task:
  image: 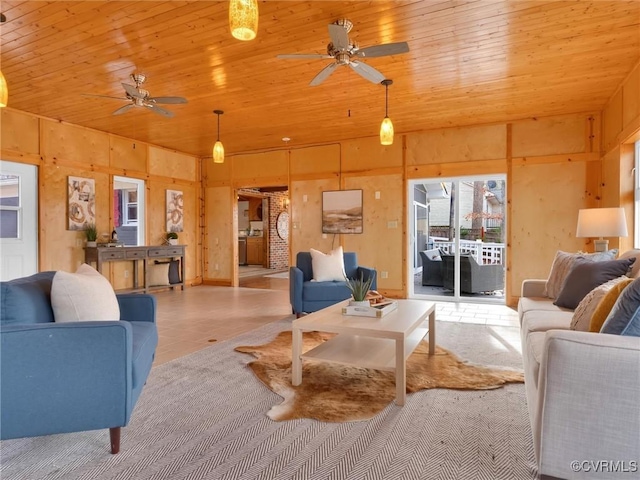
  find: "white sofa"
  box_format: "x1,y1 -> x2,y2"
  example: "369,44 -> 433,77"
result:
518,278 -> 640,479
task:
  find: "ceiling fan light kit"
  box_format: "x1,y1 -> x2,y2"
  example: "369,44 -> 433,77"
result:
229,0 -> 258,41
213,110 -> 225,164
380,79 -> 394,146
277,18 -> 409,86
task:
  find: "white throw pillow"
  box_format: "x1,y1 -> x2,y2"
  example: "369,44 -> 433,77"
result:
148,263 -> 170,286
310,246 -> 346,282
51,263 -> 120,322
570,276 -> 628,331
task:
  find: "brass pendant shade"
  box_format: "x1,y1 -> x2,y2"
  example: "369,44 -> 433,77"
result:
380,79 -> 393,145
229,0 -> 258,41
0,71 -> 8,108
213,110 -> 225,164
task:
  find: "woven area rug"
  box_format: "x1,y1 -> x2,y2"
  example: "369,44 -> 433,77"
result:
0,319 -> 537,480
236,331 -> 524,422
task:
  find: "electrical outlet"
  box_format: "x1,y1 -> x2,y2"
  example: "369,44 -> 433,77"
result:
381,271 -> 389,279
375,191 -> 381,199
387,221 -> 398,229
75,239 -> 82,247
303,195 -> 308,203
215,263 -> 219,270
215,237 -> 219,245
124,270 -> 129,278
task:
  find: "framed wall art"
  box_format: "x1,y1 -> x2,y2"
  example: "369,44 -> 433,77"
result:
67,176 -> 95,230
166,189 -> 184,232
322,189 -> 363,234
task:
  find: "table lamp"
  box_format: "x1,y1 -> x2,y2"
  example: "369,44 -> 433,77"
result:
576,207 -> 628,252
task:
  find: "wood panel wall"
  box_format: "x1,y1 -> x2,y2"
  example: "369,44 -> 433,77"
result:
7,91 -> 639,306
601,60 -> 640,253
0,108 -> 202,288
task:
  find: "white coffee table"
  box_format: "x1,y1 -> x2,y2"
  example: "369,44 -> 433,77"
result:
291,299 -> 436,406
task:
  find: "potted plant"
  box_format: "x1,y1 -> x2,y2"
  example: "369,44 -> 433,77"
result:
166,231 -> 179,245
345,272 -> 373,307
85,223 -> 98,247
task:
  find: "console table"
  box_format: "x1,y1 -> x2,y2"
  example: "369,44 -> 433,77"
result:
84,245 -> 186,293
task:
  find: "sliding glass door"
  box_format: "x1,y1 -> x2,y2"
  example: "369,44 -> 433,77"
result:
409,175 -> 506,303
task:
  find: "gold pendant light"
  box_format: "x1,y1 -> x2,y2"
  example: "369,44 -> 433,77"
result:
213,110 -> 225,164
0,14 -> 6,107
229,0 -> 258,41
380,79 -> 394,145
0,71 -> 8,108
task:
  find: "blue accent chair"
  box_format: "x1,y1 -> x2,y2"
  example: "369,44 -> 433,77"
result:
290,251 -> 377,317
0,271 -> 158,454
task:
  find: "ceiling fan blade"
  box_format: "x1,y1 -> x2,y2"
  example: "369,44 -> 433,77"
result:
277,54 -> 333,60
82,93 -> 129,101
145,103 -> 174,118
149,96 -> 188,104
328,23 -> 349,50
309,63 -> 338,86
112,104 -> 134,116
122,83 -> 144,99
349,61 -> 386,84
356,41 -> 410,58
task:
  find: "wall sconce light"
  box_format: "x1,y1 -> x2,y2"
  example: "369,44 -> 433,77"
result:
576,207 -> 628,252
282,197 -> 290,209
380,79 -> 394,145
213,110 -> 225,164
229,0 -> 258,41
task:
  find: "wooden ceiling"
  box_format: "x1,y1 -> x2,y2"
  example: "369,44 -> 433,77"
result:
1,1 -> 639,158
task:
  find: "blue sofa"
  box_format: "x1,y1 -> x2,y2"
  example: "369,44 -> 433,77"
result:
290,251 -> 377,316
0,271 -> 158,454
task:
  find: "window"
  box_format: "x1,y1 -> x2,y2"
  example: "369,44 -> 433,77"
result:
0,175 -> 20,239
113,176 -> 145,246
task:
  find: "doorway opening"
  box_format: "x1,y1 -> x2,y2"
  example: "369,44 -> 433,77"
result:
236,186 -> 289,288
408,175 -> 507,303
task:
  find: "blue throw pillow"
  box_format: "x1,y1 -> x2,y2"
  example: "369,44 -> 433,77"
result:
601,277 -> 640,336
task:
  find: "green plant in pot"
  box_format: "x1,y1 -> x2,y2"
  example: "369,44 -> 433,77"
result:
345,272 -> 373,307
85,223 -> 98,247
166,231 -> 179,245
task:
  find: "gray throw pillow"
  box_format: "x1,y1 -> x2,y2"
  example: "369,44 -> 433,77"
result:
601,277 -> 640,336
554,257 -> 636,310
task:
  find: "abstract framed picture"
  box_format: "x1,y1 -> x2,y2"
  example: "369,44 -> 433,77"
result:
67,176 -> 95,230
322,189 -> 363,234
166,189 -> 184,232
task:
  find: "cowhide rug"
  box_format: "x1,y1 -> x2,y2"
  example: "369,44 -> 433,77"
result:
235,330 -> 524,422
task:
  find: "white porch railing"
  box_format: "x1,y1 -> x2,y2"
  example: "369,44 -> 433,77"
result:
433,239 -> 505,265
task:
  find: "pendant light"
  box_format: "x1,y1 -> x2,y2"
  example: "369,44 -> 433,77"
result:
380,79 -> 394,145
213,110 -> 225,164
229,0 -> 258,41
0,71 -> 8,108
0,13 -> 6,108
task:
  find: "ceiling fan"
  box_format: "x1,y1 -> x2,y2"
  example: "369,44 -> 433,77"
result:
277,19 -> 409,86
84,73 -> 187,118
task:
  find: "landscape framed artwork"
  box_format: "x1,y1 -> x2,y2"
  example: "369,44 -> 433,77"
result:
322,189 -> 363,234
166,189 -> 184,232
67,176 -> 95,230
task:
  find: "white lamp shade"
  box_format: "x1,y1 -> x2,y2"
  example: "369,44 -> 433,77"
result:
213,141 -> 225,164
229,0 -> 258,41
380,116 -> 394,145
576,207 -> 628,238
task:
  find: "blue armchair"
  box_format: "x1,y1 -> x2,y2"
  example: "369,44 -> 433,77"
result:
290,251 -> 377,317
0,271 -> 158,454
